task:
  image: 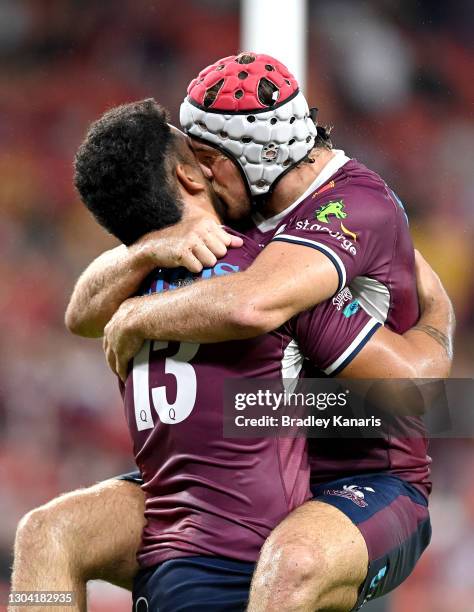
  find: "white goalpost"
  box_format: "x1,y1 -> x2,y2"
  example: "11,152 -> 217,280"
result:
240,0 -> 308,92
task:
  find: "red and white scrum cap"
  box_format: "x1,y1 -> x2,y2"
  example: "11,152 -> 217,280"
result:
180,52 -> 317,198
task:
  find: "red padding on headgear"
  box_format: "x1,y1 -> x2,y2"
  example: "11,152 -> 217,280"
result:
187,53 -> 298,112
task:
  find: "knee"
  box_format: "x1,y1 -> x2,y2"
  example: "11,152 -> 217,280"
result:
256,531 -> 363,611
257,533 -> 329,602
14,501 -> 76,583
15,491 -> 90,577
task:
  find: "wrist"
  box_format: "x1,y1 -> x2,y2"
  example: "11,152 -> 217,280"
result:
128,240 -> 159,274
418,286 -> 452,321
119,298 -> 146,339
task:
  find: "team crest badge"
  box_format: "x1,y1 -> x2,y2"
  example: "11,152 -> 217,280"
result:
324,484 -> 375,507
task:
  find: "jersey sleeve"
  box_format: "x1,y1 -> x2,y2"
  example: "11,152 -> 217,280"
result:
292,289 -> 382,376
271,186 -> 395,294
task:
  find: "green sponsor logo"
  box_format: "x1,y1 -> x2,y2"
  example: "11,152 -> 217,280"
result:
315,200 -> 347,223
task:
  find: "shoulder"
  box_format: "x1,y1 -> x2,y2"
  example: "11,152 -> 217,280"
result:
286,160 -> 400,233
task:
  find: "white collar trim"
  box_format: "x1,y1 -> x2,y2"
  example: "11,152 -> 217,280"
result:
252,149 -> 350,232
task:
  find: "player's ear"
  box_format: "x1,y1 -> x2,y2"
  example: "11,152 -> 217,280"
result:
175,163 -> 206,195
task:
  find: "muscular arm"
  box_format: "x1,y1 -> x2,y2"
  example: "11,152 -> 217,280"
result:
109,242 -> 339,344
341,252 -> 455,379
104,248 -> 454,385
65,243 -> 156,338
65,217 -> 243,338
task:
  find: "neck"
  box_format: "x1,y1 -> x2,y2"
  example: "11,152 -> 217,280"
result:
180,190 -> 221,223
259,148 -> 336,218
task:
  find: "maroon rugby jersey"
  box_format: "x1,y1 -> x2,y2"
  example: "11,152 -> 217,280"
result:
122,228 -> 379,568
247,150 -> 430,496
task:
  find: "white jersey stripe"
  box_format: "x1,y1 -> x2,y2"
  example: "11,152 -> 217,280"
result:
324,318 -> 381,375
272,234 -> 347,292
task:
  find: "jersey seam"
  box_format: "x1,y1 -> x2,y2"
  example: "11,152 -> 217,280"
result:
277,334 -> 291,511
271,235 -> 346,293
384,189 -> 400,475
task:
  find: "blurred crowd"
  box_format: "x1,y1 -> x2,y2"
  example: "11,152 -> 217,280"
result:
0,1 -> 473,610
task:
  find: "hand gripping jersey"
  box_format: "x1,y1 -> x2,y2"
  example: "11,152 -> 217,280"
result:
121,229 -> 380,568
247,150 -> 431,497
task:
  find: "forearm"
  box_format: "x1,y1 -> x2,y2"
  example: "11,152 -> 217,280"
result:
125,243 -> 338,344
65,244 -> 155,338
126,272 -> 269,344
349,299 -> 455,379
403,294 -> 455,378
65,217 -> 246,339
337,299 -> 455,417
342,253 -> 455,381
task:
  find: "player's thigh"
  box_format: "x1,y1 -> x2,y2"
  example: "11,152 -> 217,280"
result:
34,474 -> 145,588
252,499 -> 368,610
79,475 -> 145,587
311,473 -> 431,609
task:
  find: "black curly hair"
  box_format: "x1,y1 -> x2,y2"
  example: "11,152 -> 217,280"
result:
74,98 -> 183,245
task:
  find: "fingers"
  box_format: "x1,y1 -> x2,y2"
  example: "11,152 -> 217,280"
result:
103,317 -> 143,382
104,332 -> 127,381
229,234 -> 244,248
182,222 -> 236,270
180,252 -> 204,274
191,222 -> 242,265
116,340 -> 143,382
103,333 -> 118,377
191,242 -> 218,269
141,216 -> 243,273
117,356 -> 129,383
215,225 -> 243,248
196,220 -> 229,257
202,231 -> 228,259
214,225 -> 233,246
224,230 -> 244,248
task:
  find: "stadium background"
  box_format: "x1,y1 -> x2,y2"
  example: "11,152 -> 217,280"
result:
0,1 -> 473,610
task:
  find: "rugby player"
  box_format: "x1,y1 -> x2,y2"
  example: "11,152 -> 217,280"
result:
12,57 -> 454,612
12,98 -> 453,611
75,55 -> 453,610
